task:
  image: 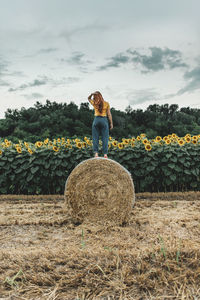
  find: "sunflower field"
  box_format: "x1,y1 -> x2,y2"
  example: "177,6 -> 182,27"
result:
1,133 -> 200,194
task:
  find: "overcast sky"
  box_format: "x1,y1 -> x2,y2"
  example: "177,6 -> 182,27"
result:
0,0 -> 200,119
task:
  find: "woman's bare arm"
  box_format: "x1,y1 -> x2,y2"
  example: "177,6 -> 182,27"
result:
107,108 -> 113,130
88,93 -> 93,103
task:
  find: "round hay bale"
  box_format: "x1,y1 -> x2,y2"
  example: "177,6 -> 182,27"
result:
64,158 -> 135,224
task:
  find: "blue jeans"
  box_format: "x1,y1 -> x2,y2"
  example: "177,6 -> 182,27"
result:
92,116 -> 109,154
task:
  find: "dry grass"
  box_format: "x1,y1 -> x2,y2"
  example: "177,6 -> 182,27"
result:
64,158 -> 135,225
0,192 -> 200,299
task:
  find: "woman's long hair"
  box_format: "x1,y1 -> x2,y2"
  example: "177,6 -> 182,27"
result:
93,91 -> 104,113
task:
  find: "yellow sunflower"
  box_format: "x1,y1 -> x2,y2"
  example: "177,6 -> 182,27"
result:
87,140 -> 92,146
192,135 -> 198,140
165,139 -> 171,145
145,143 -> 152,151
155,136 -> 162,142
123,139 -> 129,145
192,139 -> 198,145
16,147 -> 22,153
53,146 -> 59,152
44,138 -> 49,144
178,139 -> 185,146
132,137 -> 136,142
35,141 -> 43,148
137,136 -> 141,141
112,140 -> 118,147
28,148 -> 33,155
142,139 -> 148,144
131,142 -> 135,148
0,150 -> 3,155
184,136 -> 191,143
76,142 -> 82,149
6,141 -> 11,148
118,143 -> 124,149
140,133 -> 146,138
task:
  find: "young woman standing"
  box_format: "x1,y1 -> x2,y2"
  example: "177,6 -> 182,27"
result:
88,91 -> 113,158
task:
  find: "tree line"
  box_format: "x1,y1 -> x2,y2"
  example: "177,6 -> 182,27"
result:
0,100 -> 200,142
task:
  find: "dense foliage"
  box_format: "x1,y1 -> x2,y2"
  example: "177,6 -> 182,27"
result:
1,134 -> 200,194
1,100 -> 200,142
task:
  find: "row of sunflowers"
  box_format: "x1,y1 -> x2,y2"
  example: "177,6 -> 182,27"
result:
0,133 -> 200,194
0,133 -> 199,156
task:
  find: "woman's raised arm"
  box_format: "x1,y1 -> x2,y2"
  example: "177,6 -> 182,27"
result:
88,93 -> 93,103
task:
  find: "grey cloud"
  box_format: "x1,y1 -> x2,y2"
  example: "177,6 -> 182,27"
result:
127,89 -> 159,105
6,71 -> 25,77
128,47 -> 188,72
49,76 -> 81,87
65,52 -> 85,65
0,56 -> 25,78
8,78 -> 47,92
177,65 -> 200,95
0,63 -> 7,75
97,53 -> 130,71
0,79 -> 10,87
39,48 -> 58,53
0,57 -> 9,76
65,77 -> 80,83
62,52 -> 93,65
31,79 -> 46,86
24,47 -> 58,58
153,64 -> 200,99
23,93 -> 43,100
9,75 -> 81,93
61,52 -> 93,73
98,47 -> 188,72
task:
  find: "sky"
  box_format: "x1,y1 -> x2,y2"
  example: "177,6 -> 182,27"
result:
0,0 -> 200,119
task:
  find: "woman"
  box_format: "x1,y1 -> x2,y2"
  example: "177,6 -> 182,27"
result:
88,91 -> 113,158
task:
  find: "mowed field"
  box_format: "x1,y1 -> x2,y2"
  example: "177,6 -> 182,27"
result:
0,193 -> 200,300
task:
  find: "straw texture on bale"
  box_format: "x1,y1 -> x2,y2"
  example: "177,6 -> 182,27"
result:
64,158 -> 135,224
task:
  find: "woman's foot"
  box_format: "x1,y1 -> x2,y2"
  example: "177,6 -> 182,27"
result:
94,153 -> 99,158
104,154 -> 108,159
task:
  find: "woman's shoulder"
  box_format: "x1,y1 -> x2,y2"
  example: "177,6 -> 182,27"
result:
104,101 -> 110,108
104,100 -> 109,105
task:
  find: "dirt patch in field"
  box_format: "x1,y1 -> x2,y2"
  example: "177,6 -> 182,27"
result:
0,193 -> 200,300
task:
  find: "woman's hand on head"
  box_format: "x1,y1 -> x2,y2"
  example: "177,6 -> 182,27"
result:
88,93 -> 93,100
